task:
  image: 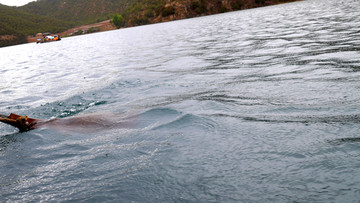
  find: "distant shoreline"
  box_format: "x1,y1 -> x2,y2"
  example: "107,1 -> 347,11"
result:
27,20 -> 117,43
1,0 -> 303,46
27,0 -> 303,43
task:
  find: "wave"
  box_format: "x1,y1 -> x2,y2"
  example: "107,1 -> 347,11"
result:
328,137 -> 360,145
28,95 -> 108,119
134,107 -> 217,132
211,113 -> 360,125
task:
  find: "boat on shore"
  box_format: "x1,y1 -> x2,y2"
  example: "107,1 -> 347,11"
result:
36,33 -> 61,44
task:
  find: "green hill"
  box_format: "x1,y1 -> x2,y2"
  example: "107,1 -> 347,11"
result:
115,0 -> 301,27
0,4 -> 73,47
19,0 -> 300,27
18,0 -> 133,25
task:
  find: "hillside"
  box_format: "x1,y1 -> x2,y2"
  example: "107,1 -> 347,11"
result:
0,4 -> 73,47
19,0 -> 300,28
18,0 -> 133,25
18,0 -> 296,27
121,0 -> 301,27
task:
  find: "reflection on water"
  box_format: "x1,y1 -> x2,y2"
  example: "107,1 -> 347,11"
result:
1,0 -> 360,202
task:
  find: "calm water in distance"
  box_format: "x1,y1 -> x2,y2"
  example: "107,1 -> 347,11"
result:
1,0 -> 360,202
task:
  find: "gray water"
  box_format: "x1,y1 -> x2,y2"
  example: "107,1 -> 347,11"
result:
1,0 -> 360,202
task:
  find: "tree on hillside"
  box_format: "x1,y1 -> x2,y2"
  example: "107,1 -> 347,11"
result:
112,14 -> 125,28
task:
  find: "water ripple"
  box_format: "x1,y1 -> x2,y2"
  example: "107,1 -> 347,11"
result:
1,0 -> 360,202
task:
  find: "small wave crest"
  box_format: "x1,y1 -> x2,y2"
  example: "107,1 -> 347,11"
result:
31,95 -> 107,119
211,113 -> 360,125
328,137 -> 360,145
136,107 -> 217,132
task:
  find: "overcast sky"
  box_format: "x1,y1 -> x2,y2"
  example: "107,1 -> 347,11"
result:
0,0 -> 35,6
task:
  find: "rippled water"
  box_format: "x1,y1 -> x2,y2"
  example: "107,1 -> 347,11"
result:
1,0 -> 360,202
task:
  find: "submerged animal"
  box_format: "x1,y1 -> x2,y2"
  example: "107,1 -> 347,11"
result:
0,113 -> 134,132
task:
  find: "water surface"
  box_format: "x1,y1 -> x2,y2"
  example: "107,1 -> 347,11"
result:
1,0 -> 360,202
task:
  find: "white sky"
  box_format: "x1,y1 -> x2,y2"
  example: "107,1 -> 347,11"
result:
0,0 -> 35,6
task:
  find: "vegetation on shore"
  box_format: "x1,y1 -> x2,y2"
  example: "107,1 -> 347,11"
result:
112,14 -> 125,29
1,0 -> 300,47
116,0 -> 300,27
